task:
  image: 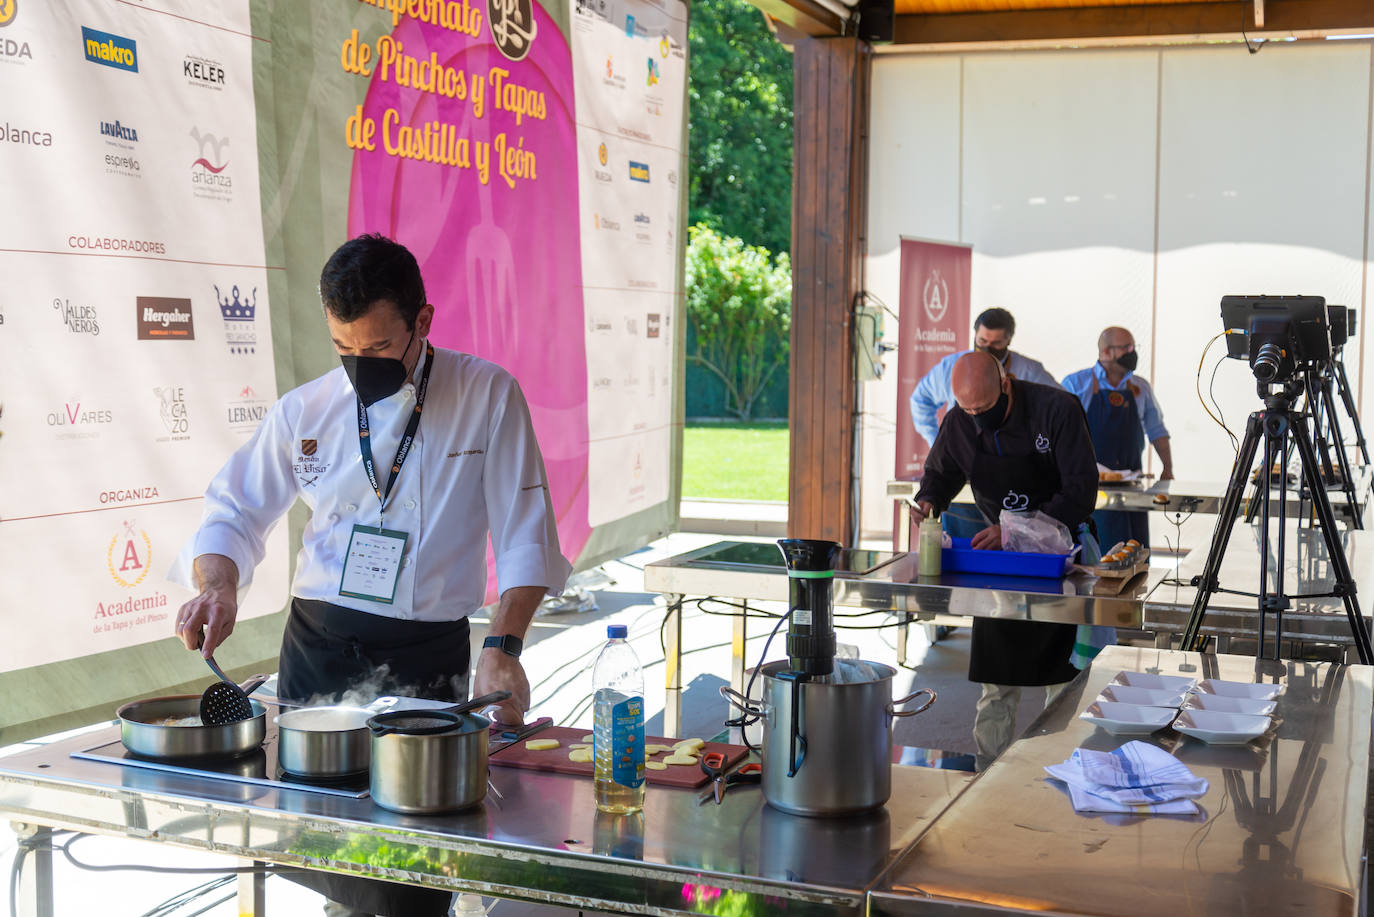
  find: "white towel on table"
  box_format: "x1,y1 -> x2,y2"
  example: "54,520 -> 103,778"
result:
1045,741 -> 1208,816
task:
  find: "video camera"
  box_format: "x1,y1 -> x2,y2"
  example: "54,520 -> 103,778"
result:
1221,295 -> 1332,383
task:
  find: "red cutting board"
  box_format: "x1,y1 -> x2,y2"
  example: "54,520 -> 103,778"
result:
488,726 -> 748,789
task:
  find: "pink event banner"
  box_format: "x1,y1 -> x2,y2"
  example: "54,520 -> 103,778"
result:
895,238 -> 971,480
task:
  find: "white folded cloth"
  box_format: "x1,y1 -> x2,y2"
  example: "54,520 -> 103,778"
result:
1045,741 -> 1208,816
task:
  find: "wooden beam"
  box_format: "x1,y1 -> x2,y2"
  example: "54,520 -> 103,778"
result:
892,0 -> 1374,48
788,37 -> 870,544
753,0 -> 847,38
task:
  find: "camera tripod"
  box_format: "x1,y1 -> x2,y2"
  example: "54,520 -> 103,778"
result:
1180,377 -> 1373,664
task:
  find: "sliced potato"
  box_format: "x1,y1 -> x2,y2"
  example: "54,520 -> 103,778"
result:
645,761 -> 668,771
662,754 -> 698,766
645,744 -> 675,755
569,743 -> 591,751
525,738 -> 561,751
674,737 -> 705,750
568,749 -> 593,763
581,734 -> 594,742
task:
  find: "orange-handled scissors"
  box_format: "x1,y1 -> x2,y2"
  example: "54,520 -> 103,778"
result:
698,753 -> 762,805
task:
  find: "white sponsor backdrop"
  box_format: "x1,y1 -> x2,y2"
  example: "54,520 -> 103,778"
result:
864,41 -> 1374,539
570,0 -> 686,526
0,0 -> 286,672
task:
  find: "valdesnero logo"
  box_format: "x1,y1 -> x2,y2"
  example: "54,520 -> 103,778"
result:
82,26 -> 137,72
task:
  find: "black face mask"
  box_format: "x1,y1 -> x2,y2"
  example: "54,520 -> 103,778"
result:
977,344 -> 1009,365
341,329 -> 416,407
1115,350 -> 1139,373
967,391 -> 1009,434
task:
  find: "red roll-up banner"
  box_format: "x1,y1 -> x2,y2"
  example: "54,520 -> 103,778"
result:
894,238 -> 972,480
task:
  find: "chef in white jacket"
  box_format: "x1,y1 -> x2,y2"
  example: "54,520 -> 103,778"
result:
170,233 -> 570,729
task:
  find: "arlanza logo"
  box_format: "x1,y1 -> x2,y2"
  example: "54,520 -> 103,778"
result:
922,268 -> 949,324
153,385 -> 190,441
53,297 -> 98,335
82,26 -> 137,72
183,53 -> 224,89
107,519 -> 151,588
488,0 -> 536,61
216,283 -> 257,355
136,296 -> 194,340
189,126 -> 232,201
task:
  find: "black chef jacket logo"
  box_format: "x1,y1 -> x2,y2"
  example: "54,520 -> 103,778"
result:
1002,490 -> 1030,512
1034,433 -> 1050,454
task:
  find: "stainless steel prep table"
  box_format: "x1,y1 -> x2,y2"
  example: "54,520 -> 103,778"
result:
644,541 -> 1145,737
1144,526 -> 1374,655
870,644 -> 1372,917
0,725 -> 973,916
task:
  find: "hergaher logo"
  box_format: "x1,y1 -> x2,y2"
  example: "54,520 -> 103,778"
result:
216,283 -> 257,355
183,53 -> 224,90
2,121 -> 51,147
646,313 -> 661,339
107,519 -> 151,588
136,296 -> 194,340
189,126 -> 232,201
153,385 -> 190,441
53,297 -> 99,335
227,384 -> 269,435
628,160 -> 649,183
488,0 -> 536,62
0,0 -> 17,28
82,26 -> 137,72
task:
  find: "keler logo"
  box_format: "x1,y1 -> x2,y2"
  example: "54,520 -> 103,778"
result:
0,0 -> 17,28
923,269 -> 948,323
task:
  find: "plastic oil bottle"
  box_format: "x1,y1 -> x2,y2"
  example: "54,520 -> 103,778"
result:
918,510 -> 943,577
593,624 -> 646,813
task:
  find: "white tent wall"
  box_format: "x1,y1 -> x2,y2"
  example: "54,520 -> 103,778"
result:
862,40 -> 1374,549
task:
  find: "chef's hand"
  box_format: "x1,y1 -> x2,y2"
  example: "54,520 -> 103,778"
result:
473,649 -> 530,725
909,499 -> 935,524
175,553 -> 240,658
970,525 -> 1003,551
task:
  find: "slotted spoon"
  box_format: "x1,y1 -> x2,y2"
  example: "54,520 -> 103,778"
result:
196,631 -> 257,725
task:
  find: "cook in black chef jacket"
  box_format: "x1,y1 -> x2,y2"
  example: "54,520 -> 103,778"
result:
909,351 -> 1097,771
170,234 -> 570,917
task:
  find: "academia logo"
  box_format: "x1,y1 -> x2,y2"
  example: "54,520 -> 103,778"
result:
82,26 -> 137,72
107,519 -> 151,588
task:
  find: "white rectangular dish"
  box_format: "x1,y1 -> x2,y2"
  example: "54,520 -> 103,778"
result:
1172,709 -> 1273,745
1096,685 -> 1188,707
1108,671 -> 1197,694
1079,701 -> 1177,736
1192,679 -> 1284,701
1182,694 -> 1278,717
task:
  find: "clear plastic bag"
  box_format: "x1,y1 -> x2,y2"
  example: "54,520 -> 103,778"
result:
999,509 -> 1074,554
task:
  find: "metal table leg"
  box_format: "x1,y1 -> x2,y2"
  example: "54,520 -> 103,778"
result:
896,498 -> 913,664
11,823 -> 54,917
237,859 -> 266,915
663,594 -> 683,738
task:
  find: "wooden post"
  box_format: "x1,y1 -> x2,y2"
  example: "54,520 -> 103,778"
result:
788,36 -> 869,544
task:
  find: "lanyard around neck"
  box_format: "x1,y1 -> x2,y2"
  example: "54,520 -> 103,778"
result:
356,342 -> 434,519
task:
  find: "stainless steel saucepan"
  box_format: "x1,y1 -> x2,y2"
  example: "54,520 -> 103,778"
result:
273,697 -> 397,778
117,675 -> 269,760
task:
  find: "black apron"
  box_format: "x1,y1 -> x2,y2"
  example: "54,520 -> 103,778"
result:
279,597 -> 470,917
1086,375 -> 1150,550
966,446 -> 1081,687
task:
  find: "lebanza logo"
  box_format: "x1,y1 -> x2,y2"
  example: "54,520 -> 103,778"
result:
488,0 -> 535,61
82,26 -> 137,72
189,126 -> 232,200
1035,433 -> 1050,453
153,385 -> 190,441
923,269 -> 949,323
227,384 -> 269,435
108,519 -> 151,588
216,283 -> 257,354
0,0 -> 16,28
1002,489 -> 1030,511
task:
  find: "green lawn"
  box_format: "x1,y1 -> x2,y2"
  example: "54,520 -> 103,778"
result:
682,422 -> 789,501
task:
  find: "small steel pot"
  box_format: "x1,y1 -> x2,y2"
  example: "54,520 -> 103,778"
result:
367,709 -> 490,814
275,706 -> 374,778
118,695 -> 266,760
723,661 -> 935,817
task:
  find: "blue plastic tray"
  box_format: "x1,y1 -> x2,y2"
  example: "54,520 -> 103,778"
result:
940,537 -> 1071,579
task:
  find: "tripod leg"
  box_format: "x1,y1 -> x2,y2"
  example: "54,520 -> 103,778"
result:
1321,384 -> 1362,530
1180,410 -> 1266,652
1335,359 -> 1370,465
1288,413 -> 1373,664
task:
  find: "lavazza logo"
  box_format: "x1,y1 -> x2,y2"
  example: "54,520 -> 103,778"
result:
226,384 -> 269,436
152,385 -> 190,442
189,126 -> 232,202
216,283 -> 257,354
98,519 -> 170,631
99,117 -> 140,178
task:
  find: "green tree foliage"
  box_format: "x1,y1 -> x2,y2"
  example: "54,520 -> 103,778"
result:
686,225 -> 791,420
688,0 -> 794,256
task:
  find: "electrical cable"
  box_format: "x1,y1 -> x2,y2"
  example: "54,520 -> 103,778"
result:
1196,331 -> 1240,457
140,876 -> 235,917
1239,0 -> 1265,54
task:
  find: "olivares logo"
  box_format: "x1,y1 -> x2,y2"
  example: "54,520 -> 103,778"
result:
136,296 -> 194,340
82,26 -> 137,72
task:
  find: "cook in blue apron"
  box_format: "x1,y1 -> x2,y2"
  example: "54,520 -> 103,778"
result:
1086,375 -> 1149,550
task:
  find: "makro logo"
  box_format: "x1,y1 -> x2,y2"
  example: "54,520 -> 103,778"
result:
0,0 -> 17,28
136,296 -> 195,340
82,26 -> 137,72
628,160 -> 649,183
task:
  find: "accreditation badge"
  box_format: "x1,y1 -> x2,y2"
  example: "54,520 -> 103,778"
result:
339,525 -> 410,604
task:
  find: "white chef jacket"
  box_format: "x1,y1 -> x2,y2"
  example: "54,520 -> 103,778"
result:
169,342 -> 572,621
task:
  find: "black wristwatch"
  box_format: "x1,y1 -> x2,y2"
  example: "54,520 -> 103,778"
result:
483,634 -> 524,658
